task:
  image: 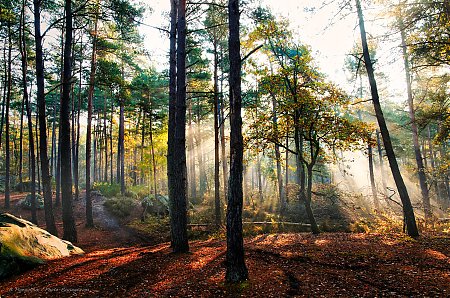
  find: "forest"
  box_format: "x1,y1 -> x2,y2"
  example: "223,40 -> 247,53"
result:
0,0 -> 449,296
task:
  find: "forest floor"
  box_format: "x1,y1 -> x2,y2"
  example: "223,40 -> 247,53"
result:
0,192 -> 449,297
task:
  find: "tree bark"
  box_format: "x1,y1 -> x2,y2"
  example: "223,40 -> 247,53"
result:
33,5 -> 48,224
20,0 -> 37,223
226,0 -> 248,283
168,0 -> 189,253
85,3 -> 99,227
376,129 -> 388,196
118,101 -> 125,194
368,143 -> 380,209
214,45 -> 221,226
271,93 -> 286,214
4,22 -> 12,209
60,0 -> 77,242
399,18 -> 431,220
356,0 -> 419,237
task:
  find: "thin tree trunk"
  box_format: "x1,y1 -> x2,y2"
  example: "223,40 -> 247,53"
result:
0,35 -> 7,150
60,0 -> 77,242
4,22 -> 12,209
20,0 -> 37,223
271,93 -> 285,214
103,94 -> 108,182
226,0 -> 248,283
56,133 -> 61,206
34,0 -> 57,235
399,19 -> 431,220
85,4 -> 98,227
118,101 -> 125,194
376,129 -> 388,196
149,105 -> 157,200
110,103 -> 113,184
356,0 -> 419,237
35,110 -> 41,195
51,107 -> 56,178
188,101 -> 196,200
19,96 -> 25,192
368,142 -> 380,209
428,126 -> 441,200
140,109 -> 145,184
214,46 -> 221,225
285,132 -> 289,199
196,108 -> 206,198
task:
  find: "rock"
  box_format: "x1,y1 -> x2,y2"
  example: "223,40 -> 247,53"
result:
0,213 -> 84,279
19,193 -> 44,210
141,194 -> 169,218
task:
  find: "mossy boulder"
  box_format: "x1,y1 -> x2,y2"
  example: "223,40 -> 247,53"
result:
0,213 -> 84,279
19,193 -> 44,210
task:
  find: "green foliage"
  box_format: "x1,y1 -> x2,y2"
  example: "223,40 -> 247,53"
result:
93,182 -> 121,198
103,196 -> 138,218
21,194 -> 44,210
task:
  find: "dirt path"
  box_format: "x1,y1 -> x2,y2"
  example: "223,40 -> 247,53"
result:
0,233 -> 448,297
0,191 -> 153,252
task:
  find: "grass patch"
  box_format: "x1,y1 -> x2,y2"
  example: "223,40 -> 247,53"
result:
93,182 -> 121,198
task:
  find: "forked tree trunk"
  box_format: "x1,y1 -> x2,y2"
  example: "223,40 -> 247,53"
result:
226,0 -> 248,283
356,0 -> 418,237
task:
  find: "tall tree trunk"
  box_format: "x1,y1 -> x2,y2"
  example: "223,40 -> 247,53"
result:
168,0 -> 189,253
55,134 -> 61,206
214,45 -> 221,226
356,0 -> 419,237
20,0 -> 37,223
140,109 -> 145,184
110,103 -> 113,184
4,22 -> 12,209
188,101 -> 196,199
118,101 -> 125,194
149,105 -> 157,200
75,59 -> 81,196
60,0 -> 77,242
19,96 -> 25,192
196,99 -> 207,197
399,19 -> 431,221
103,94 -> 108,182
51,107 -> 56,178
368,143 -> 380,209
85,3 -> 98,227
427,126 -> 441,200
35,111 -> 41,195
271,93 -> 286,214
0,35 -> 7,149
226,0 -> 248,283
285,132 -> 289,199
34,0 -> 57,235
376,129 -> 388,196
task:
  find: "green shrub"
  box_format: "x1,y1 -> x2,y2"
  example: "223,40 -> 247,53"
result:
93,182 -> 120,198
128,185 -> 151,199
104,196 -> 137,218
